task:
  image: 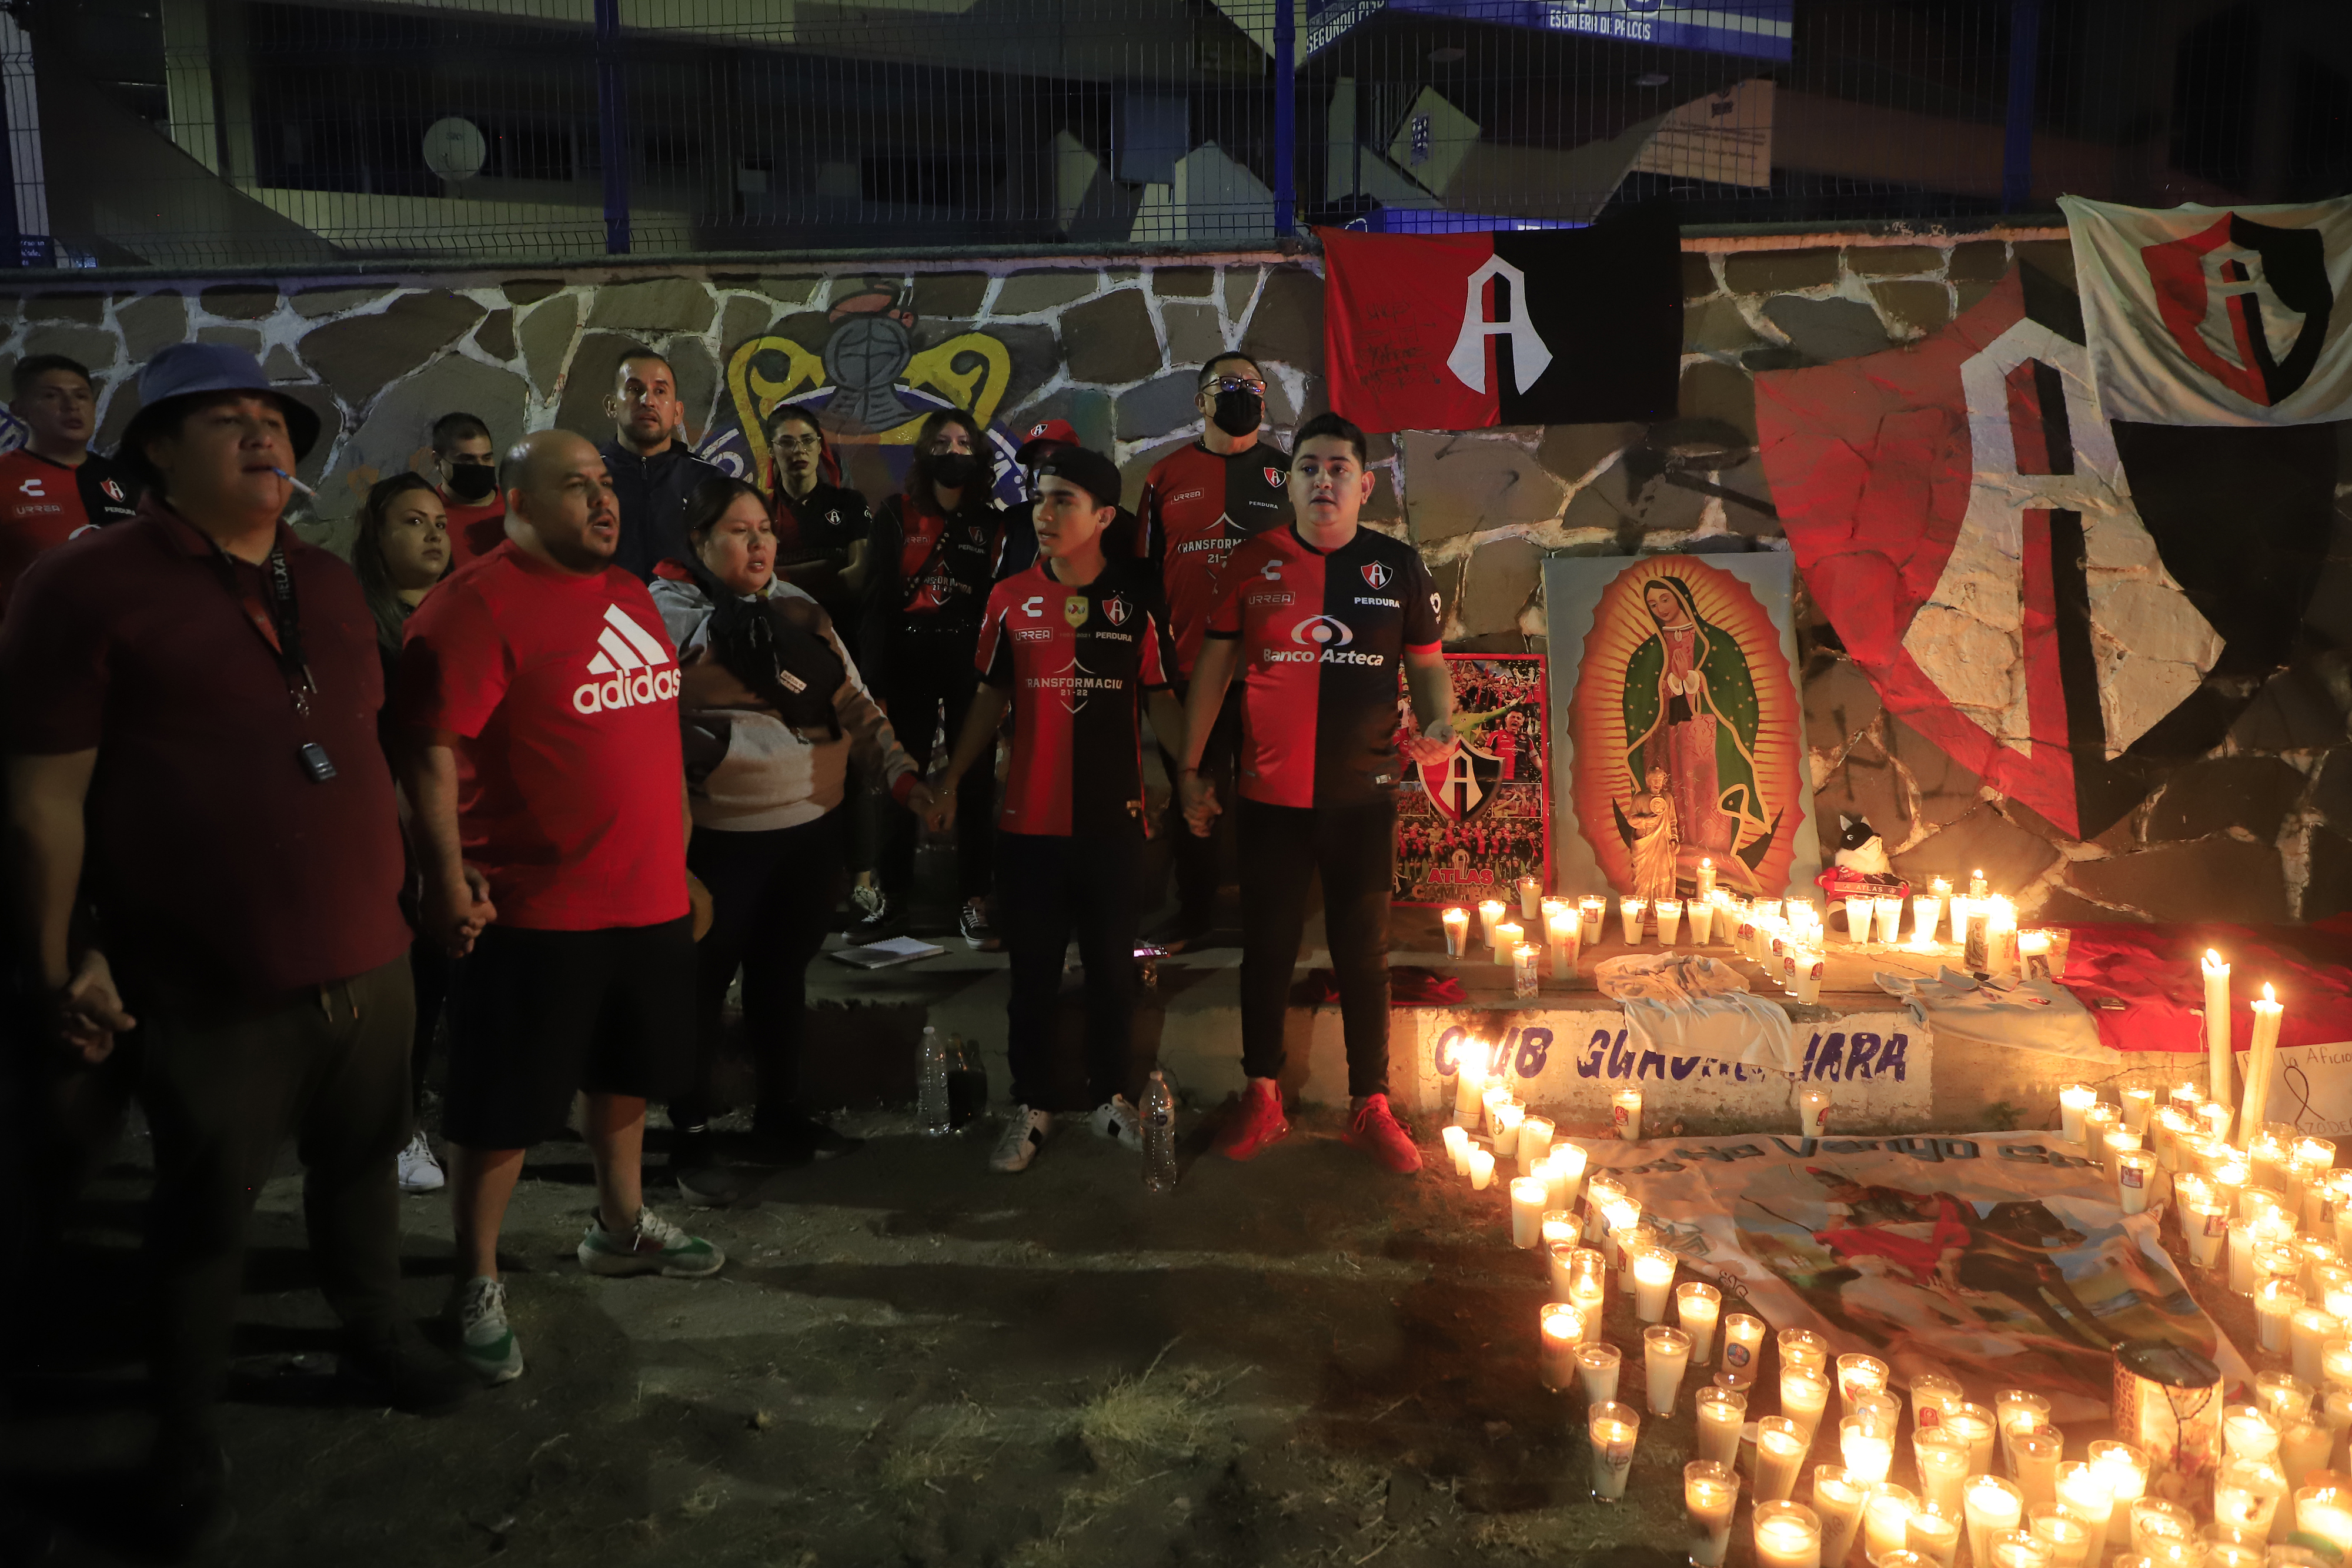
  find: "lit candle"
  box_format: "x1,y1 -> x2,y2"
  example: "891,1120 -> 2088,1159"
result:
2086,1439 -> 2148,1513
1491,1101 -> 1523,1159
1863,1485 -> 1920,1562
1578,896 -> 1605,947
1907,1506 -> 1962,1568
1838,1415 -> 1891,1483
1618,897 -> 1646,945
2298,1308 -> 2341,1388
2103,1125 -> 2144,1185
2122,1085 -> 2156,1132
2214,1455 -> 2287,1534
1548,1140 -> 1587,1205
1467,1147 -> 1495,1190
1753,1500 -> 1823,1568
2053,1460 -> 2114,1561
1575,1342 -> 1622,1406
1755,1416 -> 1809,1502
1694,1385 -> 1746,1467
1644,1325 -> 1692,1416
2230,1216 -> 2262,1294
1834,1353 -> 1888,1419
2258,1369 -> 2314,1424
1545,907 -> 1578,978
2118,1149 -> 2157,1214
1792,947 -> 1825,1006
1968,867 -> 1988,898
1570,1269 -> 1606,1345
1538,1302 -> 1582,1391
1778,1327 -> 1829,1375
1581,1175 -> 1623,1243
1452,1052 -> 1488,1125
1492,921 -> 1522,965
1541,1210 -> 1576,1250
1850,1391 -> 1901,1438
1950,893 -> 1972,947
1781,1363 -> 1832,1446
1812,1466 -> 1869,1568
1656,898 -> 1683,945
1481,1082 -> 1511,1131
1632,1247 -> 1676,1323
2327,1337 -> 2352,1391
2261,1278 -> 2306,1353
2204,948 -> 2234,1120
1964,1475 -> 2024,1568
1909,1372 -> 1963,1430
2011,1429 -> 2063,1513
1796,1085 -> 1833,1141
2083,1104 -> 2119,1166
1987,1527 -> 2054,1568
1516,874 -> 1542,922
2284,1419 -> 2332,1492
1995,1388 -> 2051,1458
1945,1402 -> 1997,1475
2127,1495 -> 2194,1556
2298,1483 -> 2352,1555
1686,897 -> 1715,945
1509,1176 -> 1548,1249
1915,888 -> 1944,946
2186,1197 -> 2231,1269
2247,982 -> 2286,1145
1441,1124 -> 1471,1175
1911,1426 -> 1969,1516
2026,1506 -> 2089,1568
1843,894 -> 1873,947
1441,907 -> 1471,958
1614,1223 -> 1656,1286
1696,858 -> 1716,901
1718,1312 -> 1765,1390
2059,1084 -> 2096,1144
1516,1115 -> 1552,1175
1478,898 -> 1505,950
1611,1088 -> 1643,1142
1685,1460 -> 1740,1567
2224,1403 -> 2282,1462
1874,894 -> 1905,945
1587,1401 -> 1638,1502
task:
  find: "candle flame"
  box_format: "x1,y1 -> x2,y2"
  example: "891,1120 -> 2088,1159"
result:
2206,947 -> 2225,967
2264,982 -> 2277,1004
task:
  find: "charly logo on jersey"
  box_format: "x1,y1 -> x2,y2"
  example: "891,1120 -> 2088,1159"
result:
18,479 -> 41,497
1101,595 -> 1131,627
1361,561 -> 1392,590
1021,594 -> 1045,618
573,606 -> 680,714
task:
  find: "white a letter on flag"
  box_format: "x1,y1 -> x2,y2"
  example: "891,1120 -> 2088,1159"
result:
1447,255 -> 1553,394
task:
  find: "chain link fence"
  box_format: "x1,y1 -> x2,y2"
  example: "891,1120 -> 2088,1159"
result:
8,0 -> 2347,270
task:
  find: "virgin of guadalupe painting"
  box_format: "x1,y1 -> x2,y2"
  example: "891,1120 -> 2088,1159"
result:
1549,554 -> 1809,899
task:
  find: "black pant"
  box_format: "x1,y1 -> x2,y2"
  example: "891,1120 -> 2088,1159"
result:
674,811 -> 849,1132
996,829 -> 1144,1109
878,637 -> 994,905
1237,795 -> 1396,1099
136,954 -> 415,1441
1158,683 -> 1242,928
408,935 -> 447,1111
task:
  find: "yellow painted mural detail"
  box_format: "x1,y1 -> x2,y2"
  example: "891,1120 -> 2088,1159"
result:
723,330 -> 1014,492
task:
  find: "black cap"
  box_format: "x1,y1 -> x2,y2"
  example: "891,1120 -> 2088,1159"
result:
1032,446 -> 1121,510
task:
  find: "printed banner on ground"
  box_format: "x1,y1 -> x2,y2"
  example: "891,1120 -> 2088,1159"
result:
1577,1130 -> 2250,1420
2062,194 -> 2352,427
1321,209 -> 1681,433
1394,653 -> 1550,905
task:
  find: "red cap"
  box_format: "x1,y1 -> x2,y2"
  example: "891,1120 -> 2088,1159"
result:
1014,417 -> 1080,465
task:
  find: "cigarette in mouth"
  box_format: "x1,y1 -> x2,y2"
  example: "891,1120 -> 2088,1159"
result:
270,466 -> 318,497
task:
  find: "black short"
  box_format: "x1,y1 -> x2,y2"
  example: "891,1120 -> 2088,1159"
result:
442,917 -> 695,1149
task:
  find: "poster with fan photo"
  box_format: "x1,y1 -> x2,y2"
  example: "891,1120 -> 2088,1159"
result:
1393,653 -> 1550,907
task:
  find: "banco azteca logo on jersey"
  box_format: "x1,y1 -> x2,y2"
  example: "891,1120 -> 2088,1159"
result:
1265,613 -> 1385,667
573,605 -> 680,714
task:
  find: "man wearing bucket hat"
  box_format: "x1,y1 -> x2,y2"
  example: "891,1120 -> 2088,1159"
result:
0,342 -> 471,1552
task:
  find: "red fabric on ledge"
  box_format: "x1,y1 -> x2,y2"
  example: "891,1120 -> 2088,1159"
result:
2053,919 -> 2352,1053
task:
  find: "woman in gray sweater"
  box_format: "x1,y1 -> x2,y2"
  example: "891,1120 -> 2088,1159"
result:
652,476 -> 933,1186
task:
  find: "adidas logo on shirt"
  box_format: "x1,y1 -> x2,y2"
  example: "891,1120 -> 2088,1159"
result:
572,605 -> 681,714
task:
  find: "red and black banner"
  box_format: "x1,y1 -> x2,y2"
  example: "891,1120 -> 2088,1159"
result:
1321,208 -> 1682,433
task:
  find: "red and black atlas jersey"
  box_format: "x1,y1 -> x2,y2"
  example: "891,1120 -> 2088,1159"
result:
1135,441 -> 1291,677
977,559 -> 1175,838
0,448 -> 138,616
872,492 -> 1003,633
1206,524 -> 1441,810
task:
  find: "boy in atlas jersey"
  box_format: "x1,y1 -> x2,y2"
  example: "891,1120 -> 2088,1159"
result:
931,446 -> 1187,1174
1177,412 -> 1455,1174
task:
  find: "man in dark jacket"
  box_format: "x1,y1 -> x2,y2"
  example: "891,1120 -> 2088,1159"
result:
596,347 -> 719,580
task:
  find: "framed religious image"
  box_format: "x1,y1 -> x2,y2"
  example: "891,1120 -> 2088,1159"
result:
1393,653 -> 1551,906
1541,552 -> 1819,901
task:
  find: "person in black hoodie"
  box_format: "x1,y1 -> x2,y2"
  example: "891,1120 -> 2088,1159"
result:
597,347 -> 720,580
862,407 -> 1004,946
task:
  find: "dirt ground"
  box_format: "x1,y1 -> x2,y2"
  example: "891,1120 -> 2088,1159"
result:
6,1096 -> 2269,1568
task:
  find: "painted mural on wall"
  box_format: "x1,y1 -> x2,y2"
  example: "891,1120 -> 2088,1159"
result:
1546,552 -> 1812,900
1394,651 -> 1550,905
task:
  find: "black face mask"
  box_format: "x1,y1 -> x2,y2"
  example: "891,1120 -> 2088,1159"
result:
1210,389 -> 1263,438
930,452 -> 978,487
445,460 -> 497,502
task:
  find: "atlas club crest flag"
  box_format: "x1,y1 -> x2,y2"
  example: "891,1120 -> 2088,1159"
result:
1320,207 -> 1682,433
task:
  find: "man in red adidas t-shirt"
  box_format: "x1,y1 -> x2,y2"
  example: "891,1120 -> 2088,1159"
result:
1177,412 -> 1455,1174
397,429 -> 723,1388
933,446 -> 1186,1175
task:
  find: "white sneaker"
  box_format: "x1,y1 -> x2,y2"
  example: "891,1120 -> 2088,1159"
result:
990,1106 -> 1052,1173
454,1275 -> 523,1386
1091,1096 -> 1144,1152
397,1130 -> 445,1193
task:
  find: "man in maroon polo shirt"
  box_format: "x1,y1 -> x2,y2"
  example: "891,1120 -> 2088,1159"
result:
0,343 -> 470,1554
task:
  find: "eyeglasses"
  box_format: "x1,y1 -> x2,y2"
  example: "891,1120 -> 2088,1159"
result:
771,434 -> 822,452
1204,377 -> 1267,396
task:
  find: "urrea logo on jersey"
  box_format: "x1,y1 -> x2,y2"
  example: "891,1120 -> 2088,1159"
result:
572,606 -> 681,714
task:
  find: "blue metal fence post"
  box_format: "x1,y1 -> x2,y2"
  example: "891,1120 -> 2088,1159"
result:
596,0 -> 630,254
1272,0 -> 1295,239
2000,0 -> 2040,212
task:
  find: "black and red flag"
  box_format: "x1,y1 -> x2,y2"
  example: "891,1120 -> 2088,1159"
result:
1321,208 -> 1682,433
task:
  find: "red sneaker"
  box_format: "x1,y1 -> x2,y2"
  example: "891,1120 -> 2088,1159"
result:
1217,1079 -> 1291,1161
1345,1094 -> 1423,1174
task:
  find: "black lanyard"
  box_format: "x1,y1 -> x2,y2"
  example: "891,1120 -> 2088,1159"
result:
207,537 -> 315,720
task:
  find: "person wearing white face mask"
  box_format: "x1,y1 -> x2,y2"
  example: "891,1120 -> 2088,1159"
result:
648,477 -> 934,1192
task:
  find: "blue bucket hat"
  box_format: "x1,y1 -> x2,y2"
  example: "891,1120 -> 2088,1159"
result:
119,341 -> 322,468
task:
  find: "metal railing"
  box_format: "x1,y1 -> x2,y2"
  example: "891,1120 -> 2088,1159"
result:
6,0 -> 2344,271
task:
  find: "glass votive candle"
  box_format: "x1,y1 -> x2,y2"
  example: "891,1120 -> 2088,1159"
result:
1778,1327 -> 1830,1376
1686,897 -> 1715,945
2059,1084 -> 2096,1142
2213,1454 -> 2287,1534
1907,1505 -> 1963,1568
1945,1400 -> 1998,1475
2284,1417 -> 2332,1487
2119,1149 -> 2157,1213
1988,1527 -> 2055,1568
1569,1251 -> 1607,1342
1476,897 -> 1505,949
2083,1102 -> 2120,1165
2326,1337 -> 2352,1390
2027,1506 -> 2092,1568
1509,1175 -> 1549,1248
1755,1415 -> 1808,1502
2260,1278 -> 2307,1353
1965,1475 -> 2026,1568
1441,906 -> 1471,957
1644,1324 -> 1693,1416
1578,896 -> 1605,947
1575,1341 -> 1622,1405
1862,1484 -> 1920,1562
1718,1312 -> 1766,1390
1515,874 -> 1542,922
1440,1124 -> 1470,1175
1588,1400 -> 1638,1501
1996,1388 -> 2052,1449
2012,1428 -> 2063,1514
1835,1352 -> 1889,1418
1838,1414 -> 1892,1483
2129,1495 -> 2196,1556
1517,1115 -> 1553,1174
1491,1100 -> 1524,1158
1614,1222 -> 1656,1285
1541,1209 -> 1577,1250
2296,1483 -> 2352,1556
1676,1282 -> 1722,1364
1812,1466 -> 1869,1567
2185,1198 -> 2231,1269
2259,1368 -> 2317,1425
1781,1363 -> 1832,1446
2223,1402 -> 2281,1461
1910,1371 -> 1965,1430
1912,1425 -> 1969,1514
2123,1084 -> 2156,1132
1656,898 -> 1683,945
1685,1460 -> 1739,1567
1467,1147 -> 1495,1190
2086,1439 -> 2150,1509
1618,896 -> 1646,945
1849,1390 -> 1902,1438
2053,1460 -> 2115,1560
1873,894 -> 1904,945
1538,1302 -> 1582,1391
1693,1385 -> 1746,1468
1511,941 -> 1539,998
1630,1246 -> 1676,1323
1753,1500 -> 1823,1568
1611,1087 -> 1643,1142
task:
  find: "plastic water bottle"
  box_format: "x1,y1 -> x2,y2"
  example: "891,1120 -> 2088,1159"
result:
1142,1071 -> 1178,1193
917,1026 -> 951,1135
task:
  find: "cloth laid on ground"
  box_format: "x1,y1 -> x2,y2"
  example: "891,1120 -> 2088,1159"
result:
1593,954 -> 1799,1075
1576,1128 -> 2250,1421
2052,920 -> 2352,1054
1873,965 -> 2110,1064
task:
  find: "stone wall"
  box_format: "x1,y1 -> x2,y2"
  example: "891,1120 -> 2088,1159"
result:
7,233 -> 2347,924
